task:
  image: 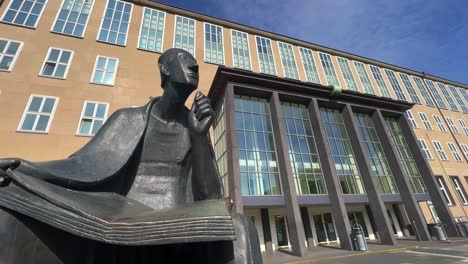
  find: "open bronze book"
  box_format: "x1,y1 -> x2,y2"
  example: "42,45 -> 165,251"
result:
0,170 -> 235,246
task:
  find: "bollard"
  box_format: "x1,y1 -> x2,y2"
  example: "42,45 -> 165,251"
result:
352,221 -> 368,251
462,222 -> 468,237
432,224 -> 447,241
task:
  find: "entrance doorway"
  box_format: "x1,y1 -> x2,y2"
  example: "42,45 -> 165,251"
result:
274,216 -> 289,247
313,213 -> 337,243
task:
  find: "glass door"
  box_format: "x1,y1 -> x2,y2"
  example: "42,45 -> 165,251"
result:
275,216 -> 289,247
313,214 -> 327,243
313,213 -> 337,243
323,213 -> 337,241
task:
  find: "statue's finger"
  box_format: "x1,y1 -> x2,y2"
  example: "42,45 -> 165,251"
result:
195,103 -> 210,116
195,91 -> 204,101
200,115 -> 213,129
197,108 -> 213,120
195,97 -> 210,107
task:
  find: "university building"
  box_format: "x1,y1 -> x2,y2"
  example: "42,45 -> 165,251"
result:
0,0 -> 467,256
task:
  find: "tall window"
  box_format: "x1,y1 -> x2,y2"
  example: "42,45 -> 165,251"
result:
418,112 -> 432,130
369,65 -> 391,98
52,0 -> 93,37
432,141 -> 448,161
436,176 -> 454,206
173,15 -> 195,56
235,95 -> 281,196
412,76 -> 435,107
448,85 -> 468,113
433,115 -> 447,132
385,117 -> 427,193
0,38 -> 23,71
77,101 -> 108,136
385,69 -> 407,101
445,117 -> 460,134
278,42 -> 299,79
447,142 -> 463,162
318,52 -> 340,87
460,144 -> 468,160
17,95 -> 59,133
39,47 -> 74,79
353,61 -> 375,94
425,80 -> 447,109
90,56 -> 118,86
1,0 -> 47,28
450,176 -> 468,205
337,57 -> 358,91
459,88 -> 468,105
204,23 -> 224,64
299,47 -> 320,84
138,7 -> 165,53
320,108 -> 364,194
458,119 -> 468,135
281,102 -> 326,195
406,110 -> 418,128
399,73 -> 421,104
417,139 -> 433,160
213,99 -> 228,197
436,82 -> 458,112
355,113 -> 398,194
231,30 -> 251,70
255,36 -> 276,75
97,0 -> 132,46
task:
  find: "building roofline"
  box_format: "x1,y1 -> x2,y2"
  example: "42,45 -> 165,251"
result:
133,0 -> 468,89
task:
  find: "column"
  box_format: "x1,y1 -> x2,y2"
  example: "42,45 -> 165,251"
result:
224,84 -> 243,213
308,99 -> 354,250
397,113 -> 459,237
371,110 -> 431,240
269,92 -> 307,256
261,208 -> 273,252
342,105 -> 397,245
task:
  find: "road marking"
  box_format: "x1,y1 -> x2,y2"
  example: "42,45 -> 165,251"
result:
285,246 -> 419,264
401,250 -> 468,262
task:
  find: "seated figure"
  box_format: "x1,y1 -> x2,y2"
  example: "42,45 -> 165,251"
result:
0,48 -> 261,264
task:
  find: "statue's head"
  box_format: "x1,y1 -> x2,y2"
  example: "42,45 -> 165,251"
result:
158,48 -> 199,99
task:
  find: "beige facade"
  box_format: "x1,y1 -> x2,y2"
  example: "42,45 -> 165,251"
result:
0,0 -> 467,226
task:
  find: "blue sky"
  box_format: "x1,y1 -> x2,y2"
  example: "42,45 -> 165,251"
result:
155,0 -> 468,85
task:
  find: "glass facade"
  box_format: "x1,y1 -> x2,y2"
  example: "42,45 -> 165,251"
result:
384,69 -> 407,101
231,30 -> 251,70
337,57 -> 358,91
399,73 -> 421,104
52,0 -> 93,38
385,117 -> 427,193
369,65 -> 391,98
138,7 -> 165,53
320,108 -> 364,194
1,0 -> 46,28
425,80 -> 447,109
278,42 -> 299,80
436,82 -> 458,112
235,95 -> 281,196
353,61 -> 375,95
255,36 -> 276,75
214,99 -> 229,197
174,15 -> 195,56
281,102 -> 326,195
299,47 -> 320,84
204,23 -> 224,64
355,113 -> 398,194
318,52 -> 340,87
97,0 -> 132,46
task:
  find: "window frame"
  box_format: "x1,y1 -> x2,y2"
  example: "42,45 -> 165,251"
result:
436,82 -> 459,112
433,114 -> 447,132
203,22 -> 225,65
317,52 -> 340,87
445,117 -> 460,134
417,139 -> 433,160
277,41 -> 299,80
384,69 -> 407,101
432,140 -> 448,161
96,0 -> 134,46
89,55 -> 119,86
447,142 -> 463,162
136,6 -> 166,53
436,176 -> 454,206
399,73 -> 421,104
458,119 -> 468,135
17,94 -> 59,134
412,76 -> 435,107
230,29 -> 252,71
255,35 -> 277,76
450,176 -> 468,205
50,0 -> 95,38
336,56 -> 358,91
369,65 -> 392,98
75,100 -> 109,137
173,15 -> 196,57
418,112 -> 433,130
461,144 -> 468,160
38,47 -> 74,80
298,47 -> 321,84
353,61 -> 375,95
0,37 -> 24,72
406,110 -> 418,128
0,0 -> 48,29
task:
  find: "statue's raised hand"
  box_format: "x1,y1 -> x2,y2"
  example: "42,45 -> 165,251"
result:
188,92 -> 214,135
0,159 -> 20,186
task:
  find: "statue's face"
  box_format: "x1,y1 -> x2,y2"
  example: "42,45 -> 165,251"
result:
168,51 -> 199,95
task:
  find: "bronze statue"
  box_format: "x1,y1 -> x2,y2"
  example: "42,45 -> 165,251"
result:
0,48 -> 261,264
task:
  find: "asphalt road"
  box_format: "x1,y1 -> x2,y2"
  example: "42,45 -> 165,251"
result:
319,243 -> 468,264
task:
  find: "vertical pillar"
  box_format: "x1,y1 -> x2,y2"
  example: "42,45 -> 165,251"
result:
300,207 -> 314,247
371,110 -> 431,240
397,114 -> 459,237
308,99 -> 354,250
261,208 -> 273,252
269,92 -> 307,256
342,105 -> 397,245
393,204 -> 411,237
224,84 -> 243,214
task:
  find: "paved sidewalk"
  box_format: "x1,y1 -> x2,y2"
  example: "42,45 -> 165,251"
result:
261,237 -> 468,264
